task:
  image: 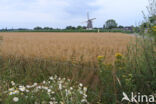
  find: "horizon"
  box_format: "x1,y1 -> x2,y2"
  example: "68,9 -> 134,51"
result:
0,0 -> 148,29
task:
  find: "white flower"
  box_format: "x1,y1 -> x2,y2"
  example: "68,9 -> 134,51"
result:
59,84 -> 62,90
58,78 -> 61,80
70,87 -> 73,90
49,76 -> 54,80
9,92 -> 14,95
13,97 -> 19,102
79,83 -> 83,87
14,90 -> 19,94
81,99 -> 87,103
47,89 -> 51,93
9,88 -> 14,92
32,83 -> 37,87
26,89 -> 29,92
83,94 -> 87,98
51,91 -> 55,94
26,85 -> 31,88
49,101 -> 54,104
43,81 -> 46,84
19,86 -> 26,92
51,97 -> 56,101
42,86 -> 48,90
37,86 -> 41,89
83,87 -> 87,92
11,81 -> 15,86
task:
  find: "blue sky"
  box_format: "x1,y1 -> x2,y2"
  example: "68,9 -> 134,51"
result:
0,0 -> 148,29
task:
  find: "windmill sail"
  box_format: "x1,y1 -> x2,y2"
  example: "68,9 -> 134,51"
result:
82,12 -> 96,30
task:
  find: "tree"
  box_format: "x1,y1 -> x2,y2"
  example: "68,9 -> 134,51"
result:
149,16 -> 156,25
77,26 -> 83,30
118,25 -> 124,28
34,26 -> 42,30
105,19 -> 118,29
65,26 -> 76,30
103,25 -> 106,29
43,27 -> 53,30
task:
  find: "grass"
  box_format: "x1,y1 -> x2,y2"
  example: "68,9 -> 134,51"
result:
0,32 -> 155,104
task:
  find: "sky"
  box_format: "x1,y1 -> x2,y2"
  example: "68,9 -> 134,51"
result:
0,0 -> 148,29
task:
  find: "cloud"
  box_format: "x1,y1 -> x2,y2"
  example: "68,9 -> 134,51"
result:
0,0 -> 149,28
89,0 -> 148,26
0,0 -> 71,28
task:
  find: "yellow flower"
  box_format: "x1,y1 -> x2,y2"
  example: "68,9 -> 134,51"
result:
152,26 -> 156,32
115,53 -> 122,59
97,56 -> 104,61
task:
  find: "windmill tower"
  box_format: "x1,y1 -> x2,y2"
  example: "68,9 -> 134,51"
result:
83,12 -> 96,30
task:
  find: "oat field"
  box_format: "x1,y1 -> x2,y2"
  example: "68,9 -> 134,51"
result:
0,32 -> 133,63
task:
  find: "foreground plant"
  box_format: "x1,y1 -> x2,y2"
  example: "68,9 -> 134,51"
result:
1,75 -> 89,104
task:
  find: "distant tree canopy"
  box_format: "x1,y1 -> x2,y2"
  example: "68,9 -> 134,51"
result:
149,15 -> 156,25
43,27 -> 53,30
77,26 -> 83,30
34,26 -> 42,30
34,26 -> 53,30
65,26 -> 76,30
118,25 -> 124,28
105,19 -> 118,29
140,15 -> 156,28
65,26 -> 86,30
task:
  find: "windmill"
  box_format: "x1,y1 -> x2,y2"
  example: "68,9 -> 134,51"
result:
82,12 -> 96,30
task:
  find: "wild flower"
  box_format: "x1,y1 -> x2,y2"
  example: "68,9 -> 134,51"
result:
152,26 -> 156,32
43,81 -> 46,84
49,76 -> 54,80
58,83 -> 62,90
115,53 -> 122,59
9,88 -> 14,92
19,86 -> 26,92
33,83 -> 38,87
83,87 -> 87,93
47,89 -> 51,93
79,83 -> 83,87
81,99 -> 88,103
70,87 -> 73,90
13,97 -> 19,102
97,56 -> 104,61
11,81 -> 15,86
49,101 -> 54,104
3,75 -> 89,103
